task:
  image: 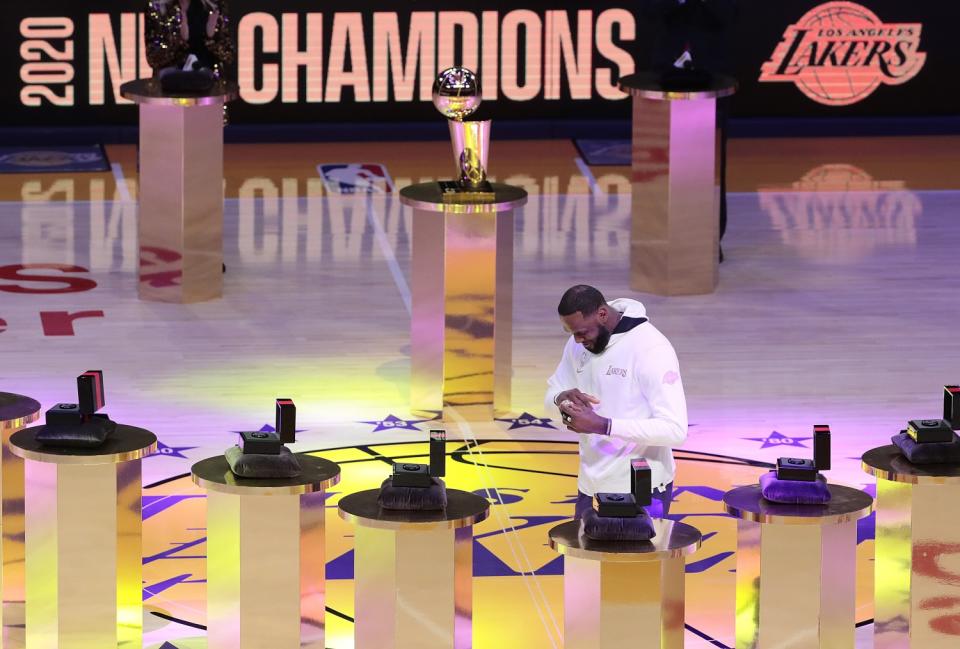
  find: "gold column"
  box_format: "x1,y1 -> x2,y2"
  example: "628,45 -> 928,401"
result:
548,519 -> 701,649
0,394 -> 41,648
620,74 -> 736,296
10,424 -> 156,649
563,555 -> 686,649
864,445 -> 960,649
661,555 -> 687,647
402,183 -> 526,421
734,521 -> 762,649
492,212 -> 515,414
353,523 -> 464,648
873,478 -> 912,649
725,484 -> 872,649
339,488 -> 490,649
300,490 -> 327,645
747,520 -> 856,648
120,79 -> 238,303
193,454 -> 340,649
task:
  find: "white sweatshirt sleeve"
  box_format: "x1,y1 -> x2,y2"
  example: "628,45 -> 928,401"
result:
544,338 -> 576,414
608,343 -> 688,447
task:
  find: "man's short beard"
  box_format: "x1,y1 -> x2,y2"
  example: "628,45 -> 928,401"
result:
586,325 -> 612,354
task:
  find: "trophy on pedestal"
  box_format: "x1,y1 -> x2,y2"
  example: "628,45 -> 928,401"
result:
432,67 -> 495,203
404,67 -> 526,419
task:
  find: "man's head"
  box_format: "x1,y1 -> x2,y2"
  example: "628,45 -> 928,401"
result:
557,285 -> 617,354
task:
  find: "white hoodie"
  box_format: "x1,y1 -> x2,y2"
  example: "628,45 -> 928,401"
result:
544,298 -> 688,496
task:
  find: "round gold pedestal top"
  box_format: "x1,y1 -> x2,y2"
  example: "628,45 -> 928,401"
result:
723,484 -> 873,525
619,71 -> 738,101
10,424 -> 157,464
338,488 -> 490,530
191,453 -> 341,496
399,182 -> 527,214
548,519 -> 701,562
0,392 -> 42,430
862,444 -> 960,485
120,78 -> 239,106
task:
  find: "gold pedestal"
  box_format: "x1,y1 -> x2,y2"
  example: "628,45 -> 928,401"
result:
10,424 -> 157,649
548,519 -> 701,649
191,454 -> 340,649
338,488 -> 490,648
724,484 -> 874,649
0,393 -> 42,648
120,79 -> 238,303
863,445 -> 960,649
619,72 -> 736,296
400,182 -> 527,420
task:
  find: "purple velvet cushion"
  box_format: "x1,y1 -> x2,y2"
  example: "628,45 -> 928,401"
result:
892,431 -> 960,464
378,477 -> 447,511
581,507 -> 656,541
759,471 -> 831,504
575,494 -> 666,520
35,417 -> 115,448
225,445 -> 302,478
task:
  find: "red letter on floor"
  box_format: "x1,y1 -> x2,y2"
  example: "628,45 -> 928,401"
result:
0,264 -> 97,294
40,310 -> 105,336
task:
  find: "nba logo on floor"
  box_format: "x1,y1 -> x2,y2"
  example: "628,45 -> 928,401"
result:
319,163 -> 394,194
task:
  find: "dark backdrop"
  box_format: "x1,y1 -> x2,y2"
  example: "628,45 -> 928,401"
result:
4,1 -> 956,128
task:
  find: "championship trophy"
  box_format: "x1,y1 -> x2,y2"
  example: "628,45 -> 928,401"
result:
433,67 -> 495,203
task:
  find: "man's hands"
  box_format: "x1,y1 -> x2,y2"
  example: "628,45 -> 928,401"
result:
556,390 -> 609,435
555,388 -> 599,410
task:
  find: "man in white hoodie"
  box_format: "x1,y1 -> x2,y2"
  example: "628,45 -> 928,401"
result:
544,285 -> 688,518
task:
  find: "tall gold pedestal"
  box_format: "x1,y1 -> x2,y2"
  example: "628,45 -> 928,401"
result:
400,183 -> 527,420
120,79 -> 238,303
0,393 -> 42,648
724,484 -> 873,649
619,72 -> 736,296
192,454 -> 340,649
549,519 -> 701,649
863,445 -> 960,648
10,425 -> 157,649
338,488 -> 490,649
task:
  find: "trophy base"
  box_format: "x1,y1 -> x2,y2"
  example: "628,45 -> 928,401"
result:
439,180 -> 496,204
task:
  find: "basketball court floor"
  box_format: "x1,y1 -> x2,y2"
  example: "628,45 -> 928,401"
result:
1,135 -> 959,648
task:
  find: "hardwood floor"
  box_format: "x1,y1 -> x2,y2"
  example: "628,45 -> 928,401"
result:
1,136 -> 956,648
3,134 -> 957,203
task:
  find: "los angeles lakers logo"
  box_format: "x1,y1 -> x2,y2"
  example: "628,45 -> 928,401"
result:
605,365 -> 627,377
760,1 -> 926,106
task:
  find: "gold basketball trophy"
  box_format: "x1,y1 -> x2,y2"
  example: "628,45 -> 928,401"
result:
433,67 -> 495,203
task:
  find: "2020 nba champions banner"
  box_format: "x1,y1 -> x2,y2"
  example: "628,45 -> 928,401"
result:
2,0 -> 956,126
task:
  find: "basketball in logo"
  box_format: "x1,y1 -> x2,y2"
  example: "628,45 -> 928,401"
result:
798,163 -> 874,189
760,1 -> 926,106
